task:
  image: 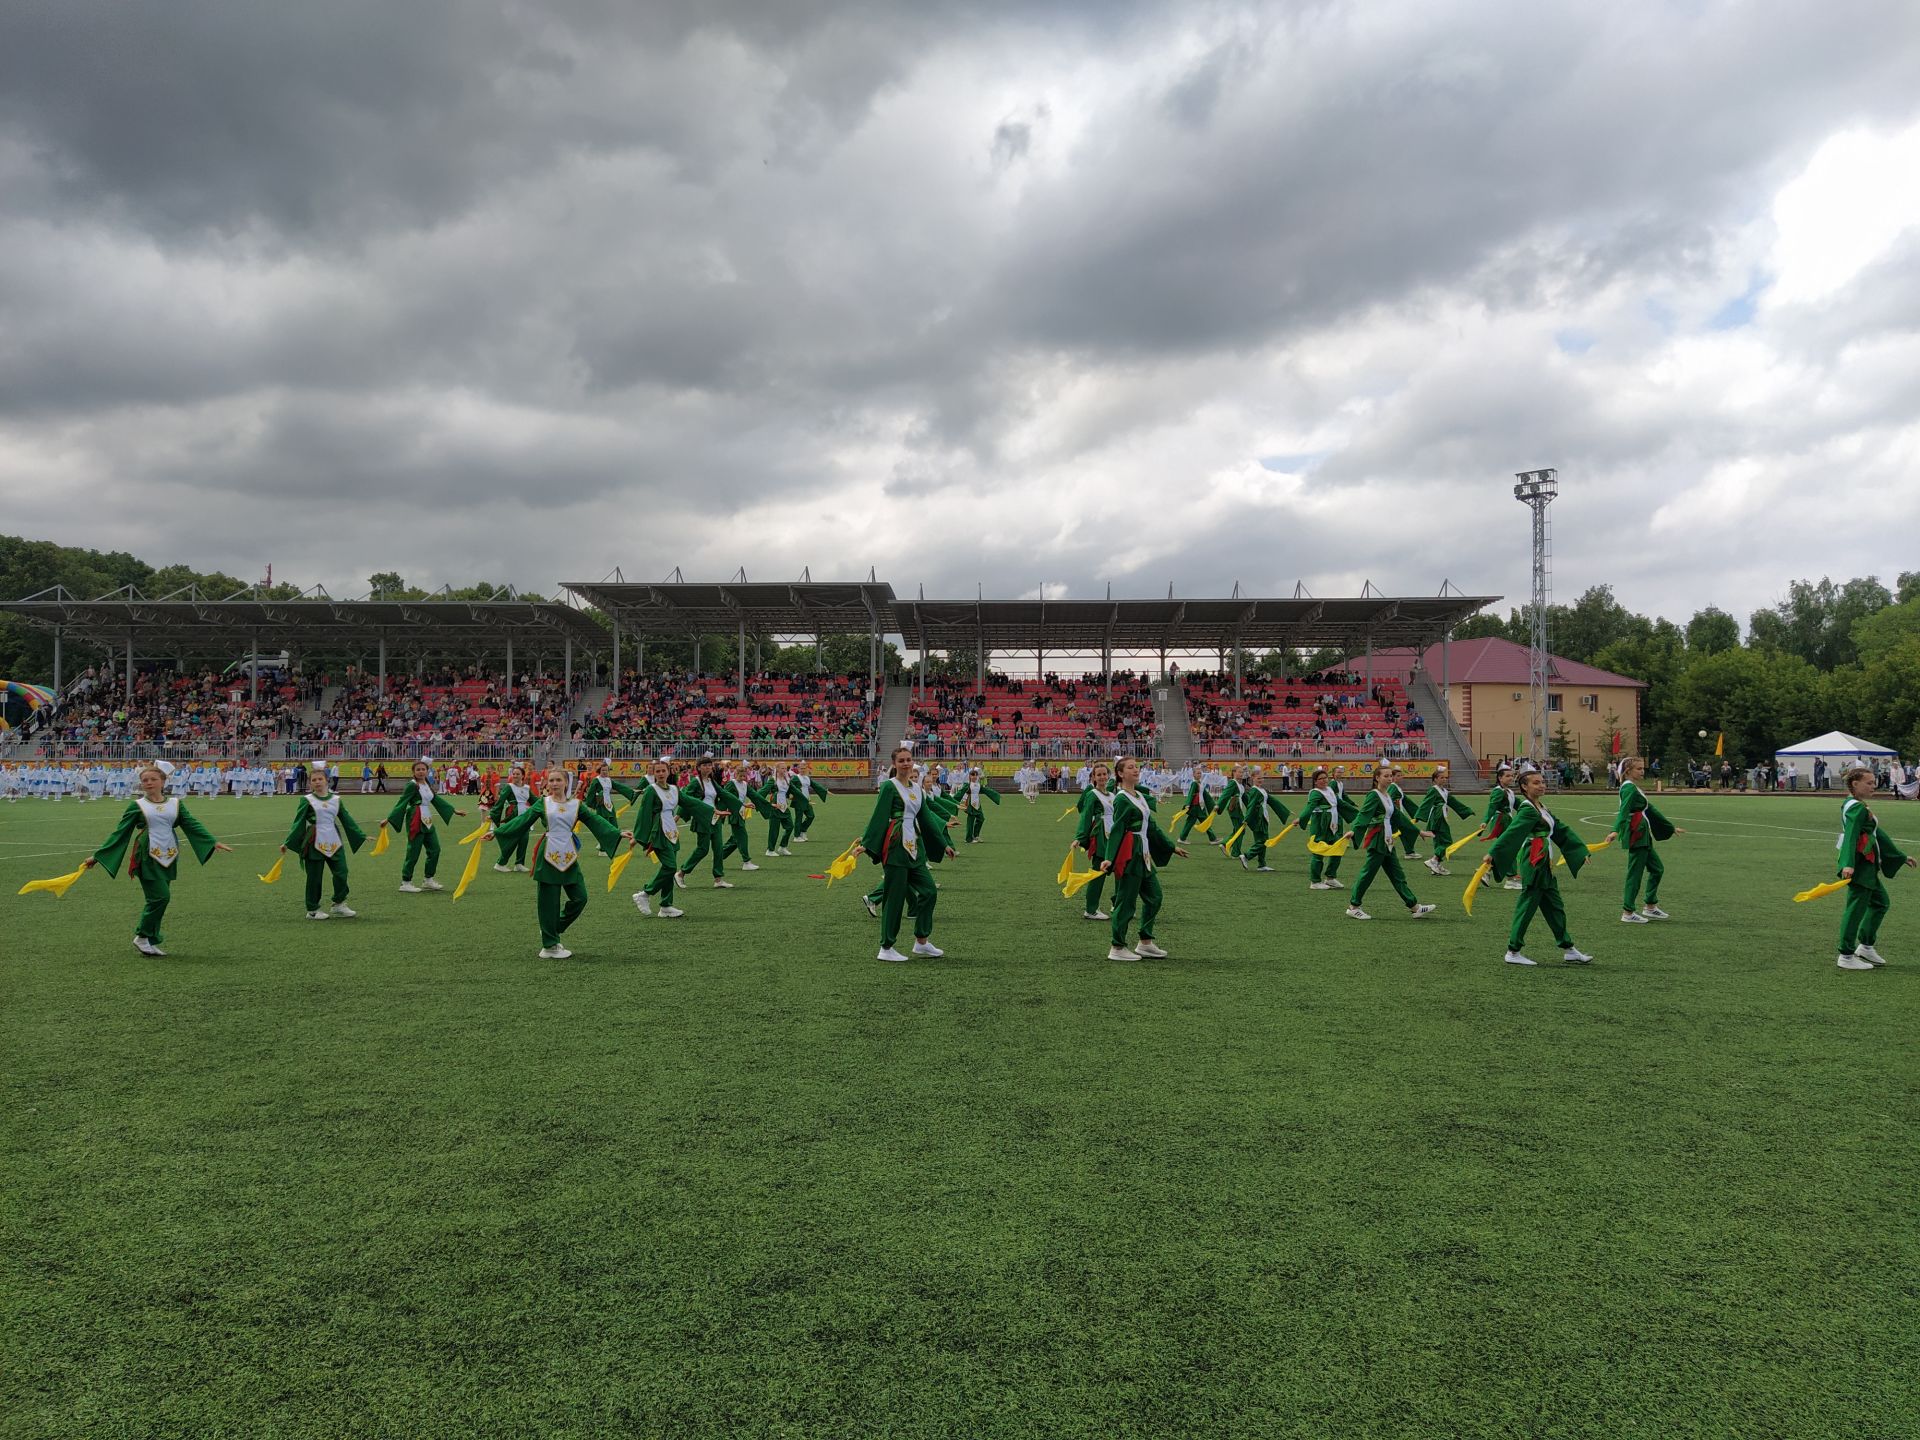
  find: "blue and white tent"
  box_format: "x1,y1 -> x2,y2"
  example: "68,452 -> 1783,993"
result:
1774,730 -> 1898,784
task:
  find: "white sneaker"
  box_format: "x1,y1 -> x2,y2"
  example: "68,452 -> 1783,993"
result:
1108,945 -> 1140,962
1837,953 -> 1874,970
398,881 -> 423,893
1502,878 -> 1524,890
877,946 -> 910,963
863,896 -> 879,917
674,872 -> 688,889
1424,856 -> 1445,875
1621,911 -> 1650,924
741,862 -> 760,872
513,864 -> 529,873
492,863 -> 513,874
548,944 -> 572,959
134,936 -> 161,956
713,880 -> 734,889
1326,878 -> 1345,890
1084,909 -> 1109,920
1856,943 -> 1887,966
1641,905 -> 1670,920
765,849 -> 779,857
1256,864 -> 1275,873
420,878 -> 444,892
1135,939 -> 1169,958
1562,947 -> 1594,964
1309,881 -> 1332,890
538,948 -> 559,959
308,909 -> 330,920
795,835 -> 809,843
1345,906 -> 1372,921
1478,872 -> 1494,889
330,904 -> 357,917
632,892 -> 652,915
779,847 -> 793,856
911,940 -> 944,957
659,906 -> 685,918
1504,951 -> 1537,966
1410,903 -> 1436,918
1238,855 -> 1250,870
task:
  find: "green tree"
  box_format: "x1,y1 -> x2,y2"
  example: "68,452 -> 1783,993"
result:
1749,576 -> 1891,670
1684,607 -> 1740,655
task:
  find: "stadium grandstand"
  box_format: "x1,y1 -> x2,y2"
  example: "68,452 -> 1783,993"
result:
0,576 -> 1497,780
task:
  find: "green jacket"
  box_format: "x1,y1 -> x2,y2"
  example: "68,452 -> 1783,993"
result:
1414,786 -> 1474,827
579,775 -> 639,820
492,798 -> 625,883
92,799 -> 219,877
283,794 -> 368,858
1837,798 -> 1910,888
488,782 -> 536,826
1488,797 -> 1590,885
859,781 -> 958,869
1100,788 -> 1176,874
1238,783 -> 1290,829
954,781 -> 1001,810
1211,779 -> 1246,823
1347,789 -> 1421,857
1614,780 -> 1673,850
1183,778 -> 1211,815
386,782 -> 457,838
1300,785 -> 1357,842
631,781 -> 715,851
1482,787 -> 1517,831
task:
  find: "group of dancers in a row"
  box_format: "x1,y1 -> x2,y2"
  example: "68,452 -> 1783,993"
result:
21,748 -> 1908,968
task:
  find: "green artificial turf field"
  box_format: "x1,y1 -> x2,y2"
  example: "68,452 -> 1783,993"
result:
4,790 -> 1917,1438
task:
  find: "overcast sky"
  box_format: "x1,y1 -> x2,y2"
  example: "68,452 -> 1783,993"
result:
3,0 -> 1918,636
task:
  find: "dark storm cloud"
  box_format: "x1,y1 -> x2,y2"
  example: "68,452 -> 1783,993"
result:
2,0 -> 1919,621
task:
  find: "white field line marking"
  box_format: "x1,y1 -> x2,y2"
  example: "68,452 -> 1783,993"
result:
0,828 -> 285,865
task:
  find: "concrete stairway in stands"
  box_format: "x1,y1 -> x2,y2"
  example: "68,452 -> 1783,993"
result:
877,683 -> 913,757
1153,681 -> 1196,766
1405,672 -> 1483,788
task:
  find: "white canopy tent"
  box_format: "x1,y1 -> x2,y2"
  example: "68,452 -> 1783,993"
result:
1774,730 -> 1898,788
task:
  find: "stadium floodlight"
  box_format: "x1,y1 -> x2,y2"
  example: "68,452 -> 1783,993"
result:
1513,469 -> 1558,769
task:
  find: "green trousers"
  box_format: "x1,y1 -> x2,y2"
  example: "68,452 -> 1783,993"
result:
765,807 -> 792,851
537,873 -> 589,947
1309,847 -> 1343,883
722,818 -> 751,864
791,795 -> 816,837
1238,813 -> 1270,859
1837,880 -> 1889,955
496,827 -> 530,868
965,808 -> 984,842
1176,805 -> 1206,841
644,839 -> 681,902
679,825 -> 725,879
1427,818 -> 1456,860
1080,838 -> 1107,915
1508,874 -> 1574,952
1109,861 -> 1162,945
302,851 -> 350,911
401,827 -> 442,881
879,857 -> 937,948
134,859 -> 175,941
1622,845 -> 1664,910
1352,847 -> 1418,909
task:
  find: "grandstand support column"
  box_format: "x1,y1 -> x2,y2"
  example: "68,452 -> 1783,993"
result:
250,631 -> 259,705
564,637 -> 573,696
125,633 -> 133,694
612,623 -> 622,700
1232,642 -> 1242,701
1441,631 -> 1450,705
694,637 -> 702,673
1365,633 -> 1373,691
737,622 -> 745,703
378,635 -> 387,697
53,626 -> 63,693
505,637 -> 514,698
976,628 -> 984,696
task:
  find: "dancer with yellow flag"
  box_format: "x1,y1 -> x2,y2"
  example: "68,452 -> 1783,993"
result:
75,760 -> 232,956
1341,763 -> 1436,922
1070,761 -> 1116,921
628,756 -> 715,920
1485,766 -> 1594,967
277,762 -> 369,920
851,745 -> 960,962
1096,757 -> 1189,961
488,768 -> 629,958
1411,765 -> 1475,877
1300,768 -> 1356,892
1830,764 -> 1914,970
1612,756 -> 1682,924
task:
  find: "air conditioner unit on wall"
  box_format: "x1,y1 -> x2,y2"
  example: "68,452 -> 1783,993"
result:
1511,692 -> 1522,701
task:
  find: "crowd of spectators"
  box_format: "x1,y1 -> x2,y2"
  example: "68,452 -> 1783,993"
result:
26,666 -> 312,760
578,672 -> 879,759
1182,673 -> 1431,759
905,672 -> 1160,759
304,667 -> 578,757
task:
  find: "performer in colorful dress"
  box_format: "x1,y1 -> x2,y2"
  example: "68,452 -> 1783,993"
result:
851,746 -> 959,962
1097,757 -> 1188,961
954,765 -> 1002,843
1832,765 -> 1914,970
280,762 -> 368,919
1343,764 -> 1437,921
1486,766 -> 1595,966
1611,756 -> 1681,922
488,762 -> 535,873
1301,768 -> 1356,891
1411,766 -> 1476,876
491,767 -> 629,958
629,757 -> 715,919
1073,760 -> 1116,921
80,761 -> 233,955
381,759 -> 465,892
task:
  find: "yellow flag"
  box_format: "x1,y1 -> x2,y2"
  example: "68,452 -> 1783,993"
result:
1445,827 -> 1485,858
17,865 -> 88,899
606,845 -> 636,892
1462,858 -> 1492,914
258,853 -> 286,885
457,823 -> 488,847
371,826 -> 391,856
1056,804 -> 1078,822
1056,844 -> 1078,886
826,845 -> 860,886
1794,879 -> 1849,903
1715,732 -> 1724,757
1061,868 -> 1104,898
451,828 -> 490,901
1555,834 -> 1615,869
1191,810 -> 1215,833
1224,825 -> 1246,850
1306,836 -> 1350,858
1264,820 -> 1298,849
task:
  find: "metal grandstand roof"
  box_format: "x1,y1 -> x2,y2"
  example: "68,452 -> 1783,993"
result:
559,580 -> 1496,652
0,584 -> 607,656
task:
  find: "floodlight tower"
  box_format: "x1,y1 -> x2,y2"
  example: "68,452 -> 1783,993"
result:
1513,468 -> 1558,767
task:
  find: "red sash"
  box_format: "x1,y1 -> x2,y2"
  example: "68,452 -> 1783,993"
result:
1112,832 -> 1137,874
1629,812 -> 1644,844
1362,826 -> 1381,852
1529,837 -> 1546,867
